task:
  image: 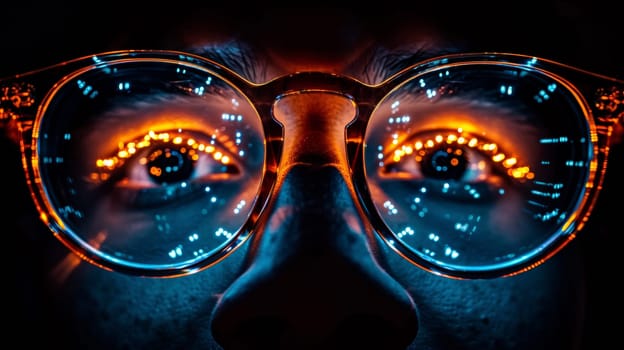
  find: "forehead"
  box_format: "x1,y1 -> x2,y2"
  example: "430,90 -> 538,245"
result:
0,5 -> 620,80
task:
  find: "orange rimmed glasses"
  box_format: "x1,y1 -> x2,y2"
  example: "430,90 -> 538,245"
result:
1,50 -> 621,278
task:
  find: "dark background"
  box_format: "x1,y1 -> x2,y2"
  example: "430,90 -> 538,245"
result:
0,3 -> 622,79
2,3 -> 621,349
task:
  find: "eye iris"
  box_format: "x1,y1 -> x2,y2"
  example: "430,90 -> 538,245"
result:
420,146 -> 467,180
147,147 -> 194,184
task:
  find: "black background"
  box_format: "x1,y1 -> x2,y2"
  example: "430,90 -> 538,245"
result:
2,3 -> 621,349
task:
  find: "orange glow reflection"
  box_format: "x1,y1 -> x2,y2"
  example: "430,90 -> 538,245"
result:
92,129 -> 233,182
386,128 -> 534,181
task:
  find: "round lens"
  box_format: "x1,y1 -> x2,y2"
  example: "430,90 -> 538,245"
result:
364,63 -> 593,274
35,59 -> 265,272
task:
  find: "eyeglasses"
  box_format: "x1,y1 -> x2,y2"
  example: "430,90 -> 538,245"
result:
1,50 -> 622,279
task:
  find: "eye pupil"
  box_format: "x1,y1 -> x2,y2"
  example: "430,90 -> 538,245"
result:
421,147 -> 467,180
147,146 -> 194,184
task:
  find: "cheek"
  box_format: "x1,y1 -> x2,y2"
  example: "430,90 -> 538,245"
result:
383,241 -> 586,349
41,240 -> 249,349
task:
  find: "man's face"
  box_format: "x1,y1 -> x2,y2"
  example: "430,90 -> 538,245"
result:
5,6 -> 620,350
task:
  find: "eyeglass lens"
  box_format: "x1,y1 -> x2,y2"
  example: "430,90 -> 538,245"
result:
34,59 -> 592,273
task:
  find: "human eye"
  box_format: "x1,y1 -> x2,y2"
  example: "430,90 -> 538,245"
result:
33,59 -> 267,272
91,128 -> 243,209
378,128 -> 533,203
363,63 -> 593,274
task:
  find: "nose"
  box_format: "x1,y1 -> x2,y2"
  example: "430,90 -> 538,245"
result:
210,93 -> 418,349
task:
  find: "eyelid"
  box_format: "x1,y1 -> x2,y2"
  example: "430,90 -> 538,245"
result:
371,95 -> 543,166
88,129 -> 242,185
380,128 -> 534,182
79,92 -> 255,157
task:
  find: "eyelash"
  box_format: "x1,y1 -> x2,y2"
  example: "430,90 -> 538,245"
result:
89,129 -> 239,184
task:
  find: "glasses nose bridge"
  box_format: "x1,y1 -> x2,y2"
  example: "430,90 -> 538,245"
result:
271,90 -> 358,170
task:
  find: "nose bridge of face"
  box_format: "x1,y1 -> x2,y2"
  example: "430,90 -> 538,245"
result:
272,91 -> 357,172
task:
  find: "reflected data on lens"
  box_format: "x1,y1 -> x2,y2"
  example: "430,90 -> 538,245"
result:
35,59 -> 265,270
364,63 -> 592,272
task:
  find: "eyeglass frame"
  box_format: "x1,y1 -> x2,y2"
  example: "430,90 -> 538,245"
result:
0,50 -> 622,279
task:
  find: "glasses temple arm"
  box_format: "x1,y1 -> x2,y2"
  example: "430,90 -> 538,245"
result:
0,81 -> 36,143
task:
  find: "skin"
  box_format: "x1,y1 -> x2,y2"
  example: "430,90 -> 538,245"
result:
3,5 -> 621,350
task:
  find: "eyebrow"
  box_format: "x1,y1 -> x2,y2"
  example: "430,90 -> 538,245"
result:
347,45 -> 461,84
187,40 -> 462,84
186,40 -> 271,83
